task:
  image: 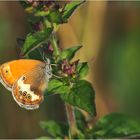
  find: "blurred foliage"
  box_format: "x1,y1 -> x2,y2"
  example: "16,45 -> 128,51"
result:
40,120 -> 69,138
0,20 -> 9,50
90,113 -> 140,138
107,30 -> 140,117
101,3 -> 140,118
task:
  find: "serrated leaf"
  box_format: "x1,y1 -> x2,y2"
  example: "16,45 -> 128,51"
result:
77,62 -> 89,78
61,80 -> 96,116
40,121 -> 68,138
22,28 -> 52,55
90,113 -> 140,138
47,79 -> 70,95
63,1 -> 85,21
60,45 -> 82,60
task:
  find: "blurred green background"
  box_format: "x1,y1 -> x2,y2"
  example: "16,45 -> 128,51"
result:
0,1 -> 140,138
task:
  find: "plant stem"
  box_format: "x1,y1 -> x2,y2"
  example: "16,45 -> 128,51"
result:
51,34 -> 60,57
65,103 -> 78,138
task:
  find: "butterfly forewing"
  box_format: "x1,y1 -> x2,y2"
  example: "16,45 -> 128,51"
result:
0,59 -> 43,90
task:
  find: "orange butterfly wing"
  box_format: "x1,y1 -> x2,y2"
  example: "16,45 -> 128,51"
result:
0,59 -> 43,90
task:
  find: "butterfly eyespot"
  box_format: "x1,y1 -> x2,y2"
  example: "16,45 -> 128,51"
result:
22,76 -> 26,80
19,91 -> 22,95
23,91 -> 27,96
27,94 -> 32,99
5,70 -> 8,73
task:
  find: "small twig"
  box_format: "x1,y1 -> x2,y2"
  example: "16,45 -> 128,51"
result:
65,103 -> 78,138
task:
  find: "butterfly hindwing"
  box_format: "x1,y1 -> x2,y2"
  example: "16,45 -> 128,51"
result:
12,63 -> 48,110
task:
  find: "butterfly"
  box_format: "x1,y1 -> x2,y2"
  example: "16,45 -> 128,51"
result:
0,59 -> 52,110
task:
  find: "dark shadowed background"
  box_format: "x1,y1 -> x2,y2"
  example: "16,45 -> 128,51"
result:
0,1 -> 140,138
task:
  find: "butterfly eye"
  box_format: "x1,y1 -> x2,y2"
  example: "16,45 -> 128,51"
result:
27,94 -> 32,100
23,91 -> 27,96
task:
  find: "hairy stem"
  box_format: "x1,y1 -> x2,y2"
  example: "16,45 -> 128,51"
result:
65,103 -> 78,138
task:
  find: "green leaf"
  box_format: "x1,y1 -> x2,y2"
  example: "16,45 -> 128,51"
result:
90,113 -> 140,138
61,80 -> 96,116
27,48 -> 43,61
48,11 -> 63,24
48,79 -> 63,91
74,109 -> 87,132
60,45 -> 82,60
47,79 -> 70,95
22,28 -> 52,55
35,11 -> 50,17
63,1 -> 85,21
40,121 -> 68,138
77,62 -> 89,78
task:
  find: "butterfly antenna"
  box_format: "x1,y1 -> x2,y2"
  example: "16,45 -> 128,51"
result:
38,48 -> 47,62
38,48 -> 43,58
52,74 -> 63,79
42,51 -> 47,62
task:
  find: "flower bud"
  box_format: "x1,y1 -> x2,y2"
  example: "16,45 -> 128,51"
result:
32,1 -> 39,7
33,22 -> 44,31
61,59 -> 79,76
43,42 -> 54,54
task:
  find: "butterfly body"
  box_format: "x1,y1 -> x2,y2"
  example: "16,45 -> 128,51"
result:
0,59 -> 52,110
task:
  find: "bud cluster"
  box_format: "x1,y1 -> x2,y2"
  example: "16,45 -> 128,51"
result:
61,59 -> 79,76
26,0 -> 71,13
